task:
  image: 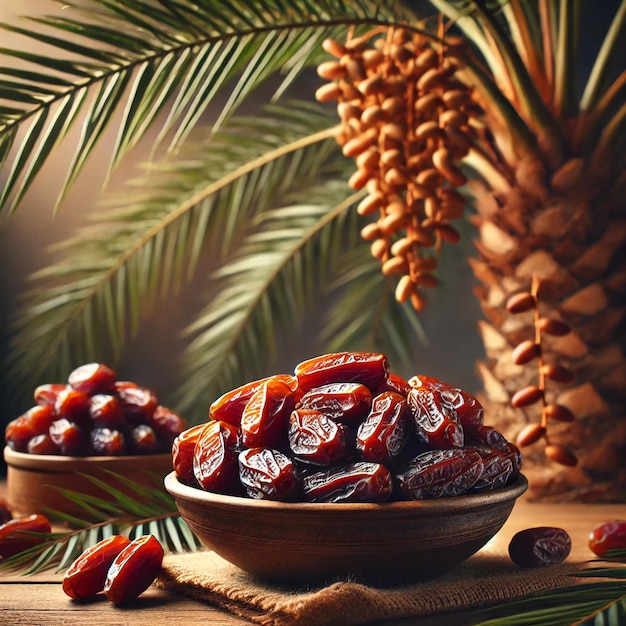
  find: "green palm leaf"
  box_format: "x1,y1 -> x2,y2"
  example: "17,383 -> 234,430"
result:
0,0 -> 414,215
4,102 -> 341,410
0,471 -> 201,576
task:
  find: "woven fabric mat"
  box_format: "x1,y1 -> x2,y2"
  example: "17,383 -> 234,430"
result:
154,546 -> 583,626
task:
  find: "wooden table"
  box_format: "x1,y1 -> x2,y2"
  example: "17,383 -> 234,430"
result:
1,479 -> 624,626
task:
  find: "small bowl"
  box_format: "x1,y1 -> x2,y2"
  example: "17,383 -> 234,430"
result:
164,471 -> 528,585
4,446 -> 172,519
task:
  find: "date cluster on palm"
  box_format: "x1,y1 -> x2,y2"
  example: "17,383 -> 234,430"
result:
315,27 -> 480,310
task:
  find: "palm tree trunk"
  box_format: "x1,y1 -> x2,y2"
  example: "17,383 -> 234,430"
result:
470,158 -> 626,502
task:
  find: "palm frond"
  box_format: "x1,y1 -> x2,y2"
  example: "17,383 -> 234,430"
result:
0,471 -> 201,576
4,102 -> 341,409
176,180 -> 359,415
0,0 -> 410,215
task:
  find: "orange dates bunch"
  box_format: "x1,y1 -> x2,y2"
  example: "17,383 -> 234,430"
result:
5,363 -> 187,457
506,280 -> 578,467
315,27 -> 481,310
173,351 -> 522,503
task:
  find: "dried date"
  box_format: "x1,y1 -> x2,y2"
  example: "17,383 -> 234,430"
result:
297,382 -> 372,424
104,535 -> 164,604
508,527 -> 571,568
356,391 -> 409,463
68,362 -> 117,395
294,352 -> 389,393
407,387 -> 464,449
0,513 -> 51,558
288,409 -> 350,467
172,423 -> 206,484
238,448 -> 301,501
469,447 -> 514,492
240,379 -> 294,449
193,420 -> 241,494
302,462 -> 393,503
62,535 -> 131,599
588,520 -> 626,558
209,374 -> 298,426
396,449 -> 484,499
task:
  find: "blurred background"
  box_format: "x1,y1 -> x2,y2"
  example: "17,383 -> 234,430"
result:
13,1 -> 624,473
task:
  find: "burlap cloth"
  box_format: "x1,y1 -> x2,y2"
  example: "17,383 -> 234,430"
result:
154,545 -> 584,626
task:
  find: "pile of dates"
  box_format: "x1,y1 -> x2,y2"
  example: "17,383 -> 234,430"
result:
5,363 -> 187,456
173,351 -> 522,502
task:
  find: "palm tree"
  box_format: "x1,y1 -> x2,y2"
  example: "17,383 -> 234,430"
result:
0,0 -> 624,503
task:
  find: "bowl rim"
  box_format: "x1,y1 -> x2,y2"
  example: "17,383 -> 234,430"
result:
164,470 -> 528,512
4,445 -> 171,469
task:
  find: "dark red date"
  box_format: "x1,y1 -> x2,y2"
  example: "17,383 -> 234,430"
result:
34,383 -> 68,406
238,448 -> 300,501
62,535 -> 131,599
288,409 -> 350,466
302,462 -> 393,503
294,352 -> 389,393
193,421 -> 240,494
588,520 -> 626,558
68,362 -> 116,395
55,388 -> 91,427
172,423 -> 206,484
90,427 -> 126,456
117,386 -> 158,424
148,405 -> 187,447
508,527 -> 571,568
298,382 -> 372,424
0,513 -> 51,558
89,394 -> 125,429
396,449 -> 483,499
469,446 -> 514,492
240,380 -> 294,449
209,374 -> 298,427
356,392 -> 408,463
49,418 -> 88,455
104,535 -> 164,604
407,387 -> 464,449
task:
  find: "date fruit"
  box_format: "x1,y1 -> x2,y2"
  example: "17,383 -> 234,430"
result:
0,514 -> 51,558
238,448 -> 300,501
303,462 -> 393,503
356,392 -> 408,463
5,363 -> 187,457
288,409 -> 350,466
396,449 -> 483,499
588,520 -> 626,558
176,351 -> 521,503
104,535 -> 164,604
295,352 -> 389,393
62,535 -> 131,599
508,527 -> 571,568
193,420 -> 240,494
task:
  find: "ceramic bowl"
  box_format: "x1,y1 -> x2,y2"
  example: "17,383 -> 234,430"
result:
4,446 -> 172,519
164,471 -> 528,585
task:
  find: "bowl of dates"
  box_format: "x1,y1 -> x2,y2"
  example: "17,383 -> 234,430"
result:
165,352 -> 528,585
4,363 -> 187,518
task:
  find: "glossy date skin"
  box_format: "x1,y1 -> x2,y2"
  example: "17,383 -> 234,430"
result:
297,382 -> 372,424
63,535 -> 131,599
395,449 -> 484,499
294,352 -> 389,393
588,520 -> 626,558
508,527 -> 571,568
356,392 -> 409,463
238,448 -> 301,501
193,420 -> 241,494
179,351 -> 521,503
302,462 -> 393,503
288,409 -> 350,467
104,535 -> 164,605
0,514 -> 51,558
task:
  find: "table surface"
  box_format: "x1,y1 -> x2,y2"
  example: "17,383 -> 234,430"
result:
1,479 -> 624,626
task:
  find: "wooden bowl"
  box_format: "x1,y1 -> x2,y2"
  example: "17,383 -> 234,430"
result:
164,471 -> 528,585
4,446 -> 172,519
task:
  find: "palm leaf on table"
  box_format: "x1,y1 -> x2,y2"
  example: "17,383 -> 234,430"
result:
0,471 -> 201,576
